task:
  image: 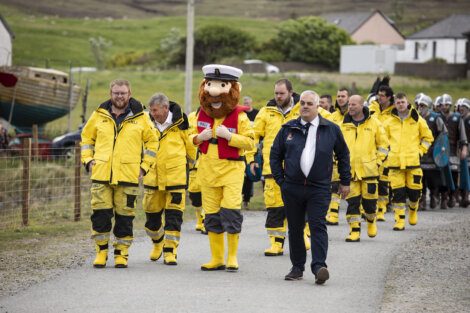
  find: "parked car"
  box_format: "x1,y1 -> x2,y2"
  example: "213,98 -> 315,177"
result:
51,126 -> 82,158
8,133 -> 52,158
243,59 -> 280,74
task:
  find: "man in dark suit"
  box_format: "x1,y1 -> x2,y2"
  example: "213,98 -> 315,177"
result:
270,90 -> 351,285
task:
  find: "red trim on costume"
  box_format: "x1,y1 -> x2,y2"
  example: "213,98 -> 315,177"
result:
197,105 -> 249,159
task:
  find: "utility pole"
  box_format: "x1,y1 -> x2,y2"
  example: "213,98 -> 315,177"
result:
184,0 -> 195,114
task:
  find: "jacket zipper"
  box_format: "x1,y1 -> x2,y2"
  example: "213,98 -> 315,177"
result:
105,110 -> 143,184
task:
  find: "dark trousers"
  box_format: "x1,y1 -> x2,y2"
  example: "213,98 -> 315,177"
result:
242,176 -> 254,203
282,182 -> 331,274
423,169 -> 442,194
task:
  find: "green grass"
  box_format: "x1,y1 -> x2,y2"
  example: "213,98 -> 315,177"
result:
1,3 -> 278,69
45,69 -> 470,136
3,0 -> 470,39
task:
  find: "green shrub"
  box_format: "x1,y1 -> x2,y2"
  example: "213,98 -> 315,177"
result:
425,57 -> 447,64
164,25 -> 257,65
265,16 -> 353,68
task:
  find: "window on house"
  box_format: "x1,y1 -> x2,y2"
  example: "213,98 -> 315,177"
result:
432,41 -> 437,58
414,42 -> 419,60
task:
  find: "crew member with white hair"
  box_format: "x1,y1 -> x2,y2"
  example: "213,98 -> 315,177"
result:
143,93 -> 195,265
270,90 -> 351,284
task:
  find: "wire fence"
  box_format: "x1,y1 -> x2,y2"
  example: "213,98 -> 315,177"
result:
0,140 -> 91,230
0,138 -> 263,230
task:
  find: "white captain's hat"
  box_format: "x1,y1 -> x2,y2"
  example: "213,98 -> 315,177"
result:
202,64 -> 243,81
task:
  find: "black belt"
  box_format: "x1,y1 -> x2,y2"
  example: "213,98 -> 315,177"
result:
227,156 -> 246,162
206,138 -> 245,162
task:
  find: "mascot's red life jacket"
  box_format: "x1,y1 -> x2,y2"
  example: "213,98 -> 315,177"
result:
197,105 -> 249,159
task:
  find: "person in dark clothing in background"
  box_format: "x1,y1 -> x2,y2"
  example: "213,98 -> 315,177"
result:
270,90 -> 351,285
242,96 -> 259,209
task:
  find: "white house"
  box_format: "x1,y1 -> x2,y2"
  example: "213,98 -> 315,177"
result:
0,14 -> 14,66
397,14 -> 470,64
340,44 -> 398,74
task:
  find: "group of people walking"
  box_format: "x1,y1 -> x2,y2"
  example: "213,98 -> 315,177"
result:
80,67 -> 468,285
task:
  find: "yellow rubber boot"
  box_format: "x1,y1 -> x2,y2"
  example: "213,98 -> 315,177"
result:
409,209 -> 418,226
149,238 -> 163,261
326,193 -> 340,225
93,240 -> 108,268
201,232 -> 226,271
304,223 -> 311,251
377,196 -> 387,222
393,207 -> 406,231
365,213 -> 377,238
195,207 -> 206,234
360,205 -> 366,221
226,233 -> 239,272
264,236 -> 284,256
113,243 -> 129,268
163,231 -> 179,265
409,205 -> 418,226
408,200 -> 419,226
345,216 -> 361,242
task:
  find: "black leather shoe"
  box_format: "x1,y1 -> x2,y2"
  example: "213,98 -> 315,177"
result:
314,267 -> 329,285
284,267 -> 303,281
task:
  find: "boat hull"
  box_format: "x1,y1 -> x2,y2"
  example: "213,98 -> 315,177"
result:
0,66 -> 81,128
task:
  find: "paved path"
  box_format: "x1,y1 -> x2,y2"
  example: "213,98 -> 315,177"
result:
0,209 -> 466,313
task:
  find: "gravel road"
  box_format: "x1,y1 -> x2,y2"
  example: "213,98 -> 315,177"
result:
1,208 -> 469,313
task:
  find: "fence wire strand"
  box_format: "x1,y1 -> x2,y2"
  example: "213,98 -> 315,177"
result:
0,145 -> 92,229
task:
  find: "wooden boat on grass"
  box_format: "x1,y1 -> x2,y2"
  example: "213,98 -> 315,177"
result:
0,66 -> 81,129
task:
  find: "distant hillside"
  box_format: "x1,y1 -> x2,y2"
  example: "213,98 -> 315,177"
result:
1,0 -> 470,35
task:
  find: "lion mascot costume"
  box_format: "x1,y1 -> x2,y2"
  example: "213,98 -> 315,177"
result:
190,64 -> 254,272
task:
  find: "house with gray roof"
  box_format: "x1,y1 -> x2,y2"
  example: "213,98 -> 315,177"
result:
323,10 -> 404,45
397,14 -> 470,64
0,14 -> 14,66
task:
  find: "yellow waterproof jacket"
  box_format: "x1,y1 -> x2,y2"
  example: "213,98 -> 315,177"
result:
384,108 -> 434,170
246,94 -> 332,174
330,109 -> 347,126
187,110 -> 200,170
318,106 -> 333,121
246,102 -> 300,175
189,109 -> 254,187
341,107 -> 389,180
143,102 -> 195,190
369,100 -> 394,124
81,98 -> 158,186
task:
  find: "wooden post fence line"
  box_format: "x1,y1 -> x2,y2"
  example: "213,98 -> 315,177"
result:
21,137 -> 31,226
74,141 -> 81,221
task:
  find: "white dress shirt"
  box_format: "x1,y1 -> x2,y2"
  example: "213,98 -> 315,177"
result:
300,115 -> 319,177
156,111 -> 173,132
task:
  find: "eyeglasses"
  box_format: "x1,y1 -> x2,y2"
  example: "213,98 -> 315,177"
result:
112,92 -> 129,96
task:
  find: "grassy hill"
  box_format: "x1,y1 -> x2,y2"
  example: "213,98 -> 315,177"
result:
1,1 -> 469,135
2,0 -> 470,35
0,4 -> 278,68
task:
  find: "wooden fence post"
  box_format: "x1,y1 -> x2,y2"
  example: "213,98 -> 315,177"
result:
22,137 -> 31,226
74,141 -> 81,221
32,124 -> 38,159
